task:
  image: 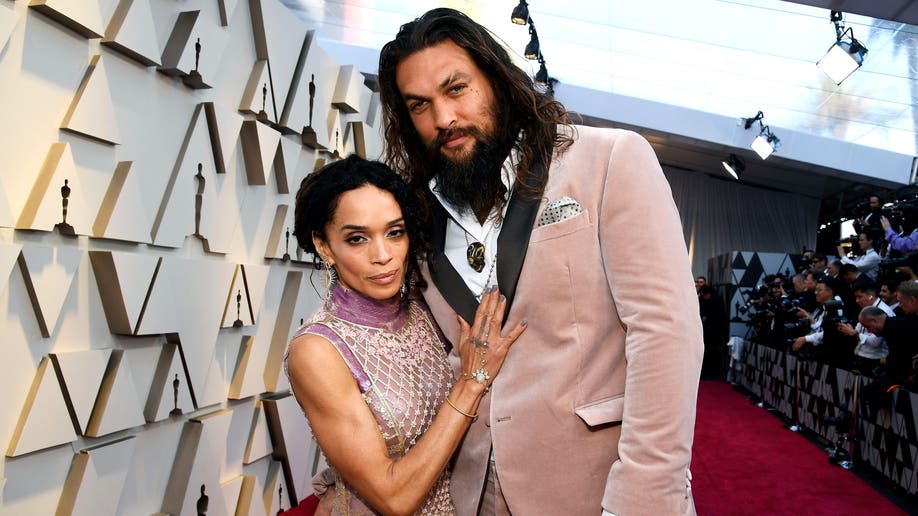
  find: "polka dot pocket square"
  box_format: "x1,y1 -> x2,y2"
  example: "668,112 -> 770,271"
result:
537,196 -> 582,227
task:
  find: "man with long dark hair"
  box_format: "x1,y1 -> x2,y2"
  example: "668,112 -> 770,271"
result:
378,8 -> 702,515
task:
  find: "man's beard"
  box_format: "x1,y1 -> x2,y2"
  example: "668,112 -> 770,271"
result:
428,125 -> 508,218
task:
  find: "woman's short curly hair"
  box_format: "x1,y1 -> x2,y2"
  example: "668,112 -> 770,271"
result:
293,154 -> 424,294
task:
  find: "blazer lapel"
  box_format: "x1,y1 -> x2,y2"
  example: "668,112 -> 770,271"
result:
428,201 -> 480,325
427,160 -> 547,326
496,161 -> 545,322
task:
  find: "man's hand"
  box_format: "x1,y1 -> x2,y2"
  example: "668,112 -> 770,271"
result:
791,337 -> 806,351
881,216 -> 892,231
837,322 -> 856,336
837,245 -> 846,258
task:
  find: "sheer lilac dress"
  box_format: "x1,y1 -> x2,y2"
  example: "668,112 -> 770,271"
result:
286,284 -> 456,515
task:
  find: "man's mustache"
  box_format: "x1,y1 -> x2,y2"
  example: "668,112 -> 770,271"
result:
429,125 -> 486,152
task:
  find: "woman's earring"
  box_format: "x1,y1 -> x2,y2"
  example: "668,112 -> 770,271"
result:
321,258 -> 336,306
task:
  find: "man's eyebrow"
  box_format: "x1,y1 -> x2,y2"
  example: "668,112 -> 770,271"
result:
402,70 -> 471,102
439,70 -> 470,90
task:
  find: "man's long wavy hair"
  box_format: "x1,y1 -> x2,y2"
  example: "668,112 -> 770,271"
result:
378,8 -> 573,224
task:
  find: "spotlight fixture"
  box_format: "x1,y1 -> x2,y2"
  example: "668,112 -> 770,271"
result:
751,126 -> 780,160
511,0 -> 529,25
534,56 -> 549,86
524,24 -> 540,60
817,11 -> 868,85
739,111 -> 780,160
721,154 -> 744,180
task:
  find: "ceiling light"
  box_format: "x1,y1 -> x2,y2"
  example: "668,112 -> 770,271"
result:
751,127 -> 780,160
511,0 -> 529,25
524,25 -> 540,60
817,11 -> 868,85
721,154 -> 744,180
534,58 -> 549,86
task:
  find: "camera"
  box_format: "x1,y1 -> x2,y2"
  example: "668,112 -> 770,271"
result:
737,285 -> 769,314
822,299 -> 848,325
836,235 -> 859,246
880,251 -> 918,272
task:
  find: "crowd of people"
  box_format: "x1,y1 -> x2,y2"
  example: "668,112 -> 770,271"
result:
724,194 -> 918,399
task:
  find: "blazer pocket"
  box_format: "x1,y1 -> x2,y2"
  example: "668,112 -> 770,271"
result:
530,210 -> 591,243
574,394 -> 624,427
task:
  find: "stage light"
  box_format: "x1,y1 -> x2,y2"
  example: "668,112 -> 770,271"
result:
524,24 -> 540,60
511,0 -> 529,25
751,127 -> 780,160
817,11 -> 868,85
738,111 -> 780,160
534,57 -> 549,86
721,154 -> 744,180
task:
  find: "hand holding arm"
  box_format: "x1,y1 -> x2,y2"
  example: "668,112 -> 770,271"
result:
287,289 -> 525,516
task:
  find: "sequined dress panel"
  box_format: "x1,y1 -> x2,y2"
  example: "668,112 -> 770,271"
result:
288,285 -> 456,515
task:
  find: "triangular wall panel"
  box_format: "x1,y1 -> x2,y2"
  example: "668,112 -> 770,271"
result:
89,250 -> 160,335
262,393 -> 316,503
18,245 -> 83,338
228,335 -> 254,400
161,410 -> 232,516
243,403 -> 272,464
241,120 -> 281,187
137,257 -> 235,405
0,2 -> 21,52
29,0 -> 104,39
57,436 -> 137,516
16,142 -> 92,235
6,357 -> 78,457
102,0 -> 161,67
144,343 -> 194,423
85,350 -> 145,437
93,158 -> 154,244
0,242 -> 23,296
249,0 -> 307,125
151,105 -> 221,249
239,60 -> 273,119
61,54 -> 121,145
280,32 -> 338,149
50,349 -> 112,435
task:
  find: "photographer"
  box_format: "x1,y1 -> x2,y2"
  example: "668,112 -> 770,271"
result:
792,273 -> 817,312
858,305 -> 918,417
836,282 -> 894,375
836,231 -> 881,281
853,194 -> 883,235
881,216 -> 918,253
879,280 -> 904,316
791,277 -> 851,367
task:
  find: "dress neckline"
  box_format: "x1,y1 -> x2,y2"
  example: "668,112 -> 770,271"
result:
326,283 -> 409,332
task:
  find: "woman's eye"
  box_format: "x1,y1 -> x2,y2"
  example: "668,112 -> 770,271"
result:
345,235 -> 367,244
388,228 -> 406,238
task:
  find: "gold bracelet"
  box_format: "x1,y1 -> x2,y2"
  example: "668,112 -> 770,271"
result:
445,396 -> 478,422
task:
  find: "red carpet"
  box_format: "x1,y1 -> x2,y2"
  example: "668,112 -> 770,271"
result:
692,380 -> 908,515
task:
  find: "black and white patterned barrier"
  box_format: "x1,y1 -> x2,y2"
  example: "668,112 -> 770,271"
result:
738,340 -> 918,495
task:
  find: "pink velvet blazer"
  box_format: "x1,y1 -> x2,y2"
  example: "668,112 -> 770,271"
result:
420,126 -> 703,515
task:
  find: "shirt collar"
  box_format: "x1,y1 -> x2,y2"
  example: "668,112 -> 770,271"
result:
428,146 -> 519,230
